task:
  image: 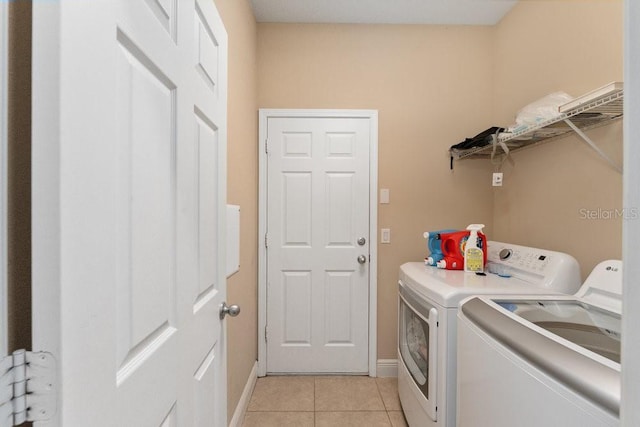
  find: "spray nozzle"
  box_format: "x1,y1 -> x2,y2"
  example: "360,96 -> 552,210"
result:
466,223 -> 485,233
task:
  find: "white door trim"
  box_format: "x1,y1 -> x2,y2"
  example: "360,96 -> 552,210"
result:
0,0 -> 8,356
258,109 -> 378,377
622,1 -> 640,425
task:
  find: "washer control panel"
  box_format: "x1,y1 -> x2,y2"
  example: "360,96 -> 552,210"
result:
487,241 -> 581,294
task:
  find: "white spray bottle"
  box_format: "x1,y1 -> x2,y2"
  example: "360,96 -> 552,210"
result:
464,224 -> 485,273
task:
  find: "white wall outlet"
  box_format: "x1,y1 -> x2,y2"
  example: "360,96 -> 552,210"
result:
380,188 -> 390,204
492,172 -> 503,187
381,228 -> 391,244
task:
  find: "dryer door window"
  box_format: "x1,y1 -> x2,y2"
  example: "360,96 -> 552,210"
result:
401,302 -> 430,391
399,289 -> 438,404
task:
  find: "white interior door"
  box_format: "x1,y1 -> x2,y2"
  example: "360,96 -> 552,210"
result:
31,0 -> 228,425
265,114 -> 372,373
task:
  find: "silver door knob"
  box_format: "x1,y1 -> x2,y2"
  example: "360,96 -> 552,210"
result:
357,255 -> 367,264
220,302 -> 241,320
357,237 -> 366,246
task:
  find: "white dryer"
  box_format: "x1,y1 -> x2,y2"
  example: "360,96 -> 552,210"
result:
456,260 -> 621,427
398,241 -> 582,427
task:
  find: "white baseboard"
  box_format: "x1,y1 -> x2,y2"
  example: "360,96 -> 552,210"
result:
229,361 -> 258,427
376,359 -> 398,377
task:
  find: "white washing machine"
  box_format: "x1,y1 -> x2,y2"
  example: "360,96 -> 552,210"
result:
397,241 -> 582,427
456,260 -> 621,427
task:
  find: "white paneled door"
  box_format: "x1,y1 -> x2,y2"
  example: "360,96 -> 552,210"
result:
265,115 -> 374,373
32,0 -> 228,425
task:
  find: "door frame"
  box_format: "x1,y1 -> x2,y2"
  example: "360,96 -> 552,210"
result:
1,0 -> 8,356
257,109 -> 378,377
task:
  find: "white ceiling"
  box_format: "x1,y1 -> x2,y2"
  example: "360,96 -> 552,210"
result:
250,0 -> 519,26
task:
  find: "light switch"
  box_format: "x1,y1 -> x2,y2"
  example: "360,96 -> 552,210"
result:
381,228 -> 391,244
380,189 -> 390,204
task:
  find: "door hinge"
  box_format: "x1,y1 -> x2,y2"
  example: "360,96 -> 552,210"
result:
264,233 -> 268,248
265,139 -> 268,154
264,325 -> 268,343
1,350 -> 56,426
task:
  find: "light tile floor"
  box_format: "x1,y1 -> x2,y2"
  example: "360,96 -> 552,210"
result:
243,376 -> 408,427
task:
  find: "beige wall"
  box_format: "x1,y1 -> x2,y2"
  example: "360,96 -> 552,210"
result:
257,24 -> 497,359
7,0 -> 259,420
492,0 -> 623,279
212,0 -> 259,422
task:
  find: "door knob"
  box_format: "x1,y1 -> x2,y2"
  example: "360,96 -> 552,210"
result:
357,255 -> 367,264
357,237 -> 366,246
220,302 -> 241,320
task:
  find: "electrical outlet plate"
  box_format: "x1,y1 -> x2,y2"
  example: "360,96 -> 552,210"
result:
492,172 -> 503,187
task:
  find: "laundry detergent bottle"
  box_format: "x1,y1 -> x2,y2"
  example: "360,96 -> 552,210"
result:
464,224 -> 486,273
436,230 -> 469,270
423,229 -> 456,266
436,256 -> 463,270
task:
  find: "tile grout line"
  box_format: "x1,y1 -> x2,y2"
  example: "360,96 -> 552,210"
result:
376,377 -> 394,427
375,377 -> 387,411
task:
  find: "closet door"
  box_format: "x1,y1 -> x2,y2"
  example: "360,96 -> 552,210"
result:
31,0 -> 229,425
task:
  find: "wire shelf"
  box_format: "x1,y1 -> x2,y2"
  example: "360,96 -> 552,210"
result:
451,89 -> 623,160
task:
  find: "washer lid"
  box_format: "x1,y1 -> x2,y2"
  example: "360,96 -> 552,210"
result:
493,299 -> 620,363
399,262 -> 566,308
460,296 -> 620,416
